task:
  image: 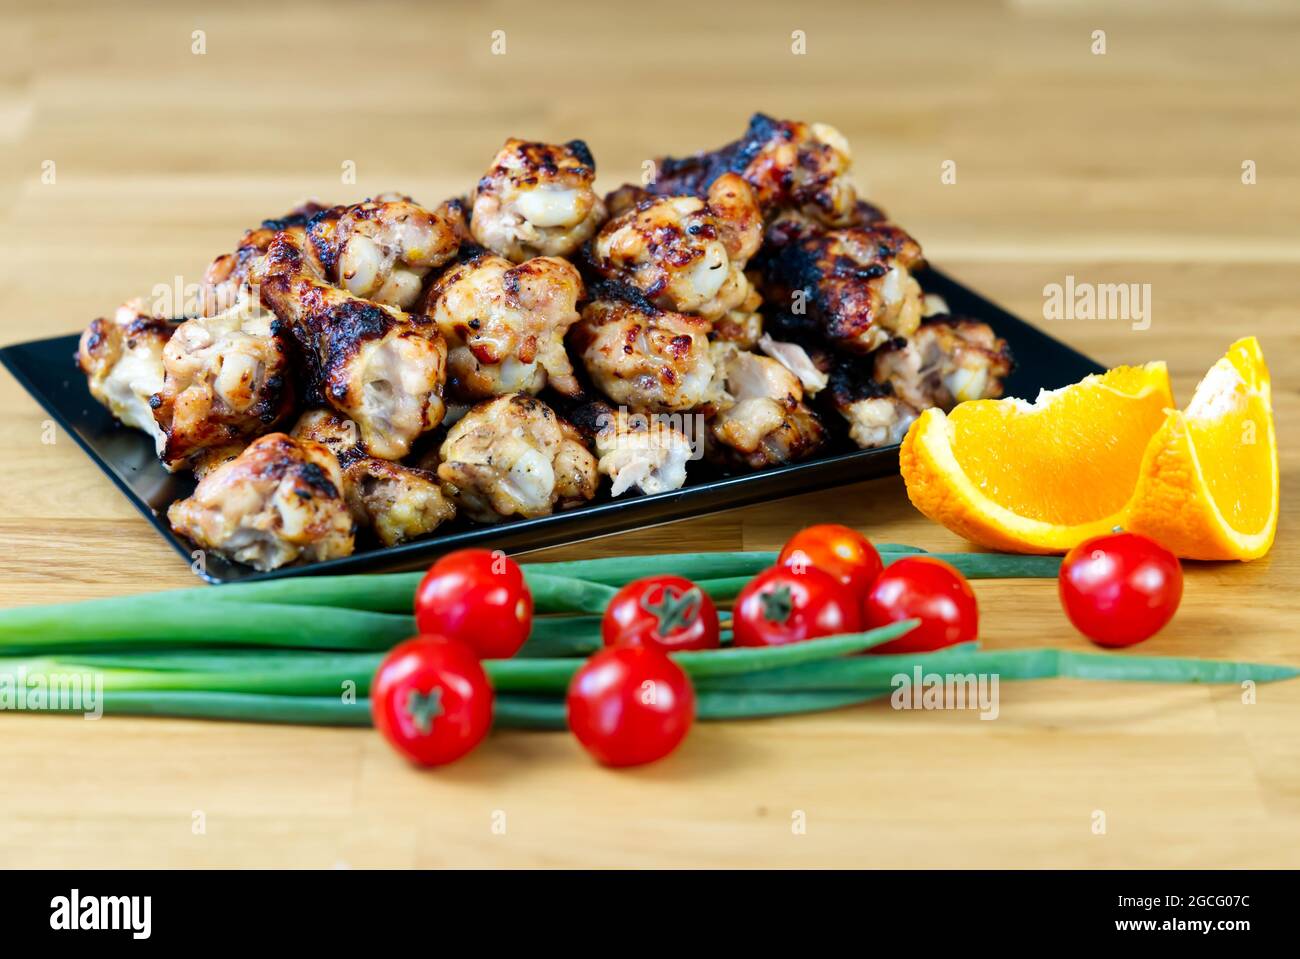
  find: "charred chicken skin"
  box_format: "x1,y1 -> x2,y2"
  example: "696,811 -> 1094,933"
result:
570,286 -> 718,414
77,299 -> 173,454
166,432 -> 355,571
587,173 -> 763,322
437,393 -> 598,522
290,409 -> 455,547
758,220 -> 926,354
647,113 -> 859,226
472,139 -> 607,261
149,287 -> 296,472
305,197 -> 466,310
200,201 -> 329,317
254,227 -> 448,460
423,251 -> 584,401
826,357 -> 918,451
707,342 -> 825,469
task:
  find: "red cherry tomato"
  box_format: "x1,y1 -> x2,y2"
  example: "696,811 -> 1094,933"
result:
414,549 -> 533,659
863,556 -> 979,654
778,524 -> 884,597
1059,531 -> 1182,648
602,575 -> 720,651
371,636 -> 494,767
732,565 -> 863,647
567,645 -> 695,767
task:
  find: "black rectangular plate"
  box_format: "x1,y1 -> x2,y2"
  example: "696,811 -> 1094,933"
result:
1,269 -> 1103,584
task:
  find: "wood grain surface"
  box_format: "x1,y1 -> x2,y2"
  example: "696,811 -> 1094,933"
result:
1,0 -> 1297,868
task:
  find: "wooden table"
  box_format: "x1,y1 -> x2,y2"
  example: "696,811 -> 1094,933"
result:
2,0 -> 1297,868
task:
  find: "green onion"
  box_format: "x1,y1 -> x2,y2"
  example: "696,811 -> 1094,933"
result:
0,600 -> 413,653
693,576 -> 754,601
2,540 -> 1285,737
196,573 -> 421,611
921,554 -> 1061,579
0,621 -> 919,700
0,574 -> 613,654
6,687 -> 891,729
8,642 -> 1295,729
129,569 -> 606,614
516,616 -> 604,658
524,574 -> 617,615
491,621 -> 917,692
523,547 -> 1055,587
492,689 -> 896,729
696,648 -> 1300,691
677,556 -> 1064,605
695,688 -> 889,720
670,622 -> 917,677
494,696 -> 566,730
0,652 -> 381,696
0,547 -> 1056,657
15,689 -> 375,726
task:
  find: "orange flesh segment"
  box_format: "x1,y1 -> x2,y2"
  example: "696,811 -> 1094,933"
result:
1183,360 -> 1272,534
946,364 -> 1172,526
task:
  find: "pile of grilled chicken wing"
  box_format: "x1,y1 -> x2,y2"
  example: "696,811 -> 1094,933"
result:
78,115 -> 1012,571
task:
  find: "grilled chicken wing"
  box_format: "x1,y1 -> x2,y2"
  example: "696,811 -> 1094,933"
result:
826,355 -> 918,450
592,407 -> 693,497
824,316 -> 1012,450
423,252 -> 584,401
437,394 -> 598,522
712,305 -> 764,349
707,342 -> 825,469
758,221 -> 925,354
166,432 -> 355,571
77,298 -> 173,454
344,457 -> 455,547
841,395 -> 920,450
570,287 -> 718,413
149,287 -> 296,471
190,441 -> 249,479
587,173 -> 763,322
648,113 -> 859,226
306,197 -> 466,310
873,316 -> 1013,411
286,407 -> 364,466
289,409 -> 454,546
254,228 -> 448,460
756,333 -> 828,395
472,139 -> 607,261
201,201 -> 329,317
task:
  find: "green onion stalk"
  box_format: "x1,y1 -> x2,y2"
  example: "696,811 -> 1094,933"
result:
0,548 -> 1061,655
3,635 -> 1294,729
0,545 -> 1293,730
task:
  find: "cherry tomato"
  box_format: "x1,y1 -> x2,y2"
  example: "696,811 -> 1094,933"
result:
371,636 -> 494,767
778,524 -> 884,597
732,565 -> 863,647
862,556 -> 979,655
1059,531 -> 1183,648
567,645 -> 695,767
602,574 -> 720,651
414,549 -> 533,659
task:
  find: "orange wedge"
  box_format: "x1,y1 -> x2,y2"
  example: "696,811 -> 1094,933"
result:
899,363 -> 1175,553
1125,337 -> 1277,560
